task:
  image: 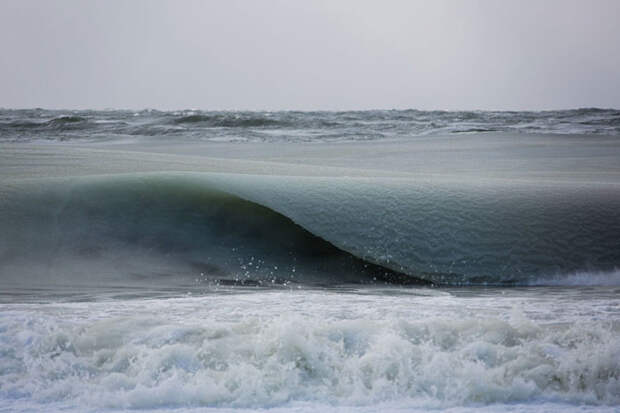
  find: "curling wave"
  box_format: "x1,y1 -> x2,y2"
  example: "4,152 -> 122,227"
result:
1,172 -> 620,287
0,174 -> 420,289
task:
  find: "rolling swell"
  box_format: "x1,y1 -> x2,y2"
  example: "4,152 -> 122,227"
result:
0,175 -> 422,289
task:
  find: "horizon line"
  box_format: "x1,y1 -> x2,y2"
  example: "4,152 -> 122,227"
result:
1,106 -> 618,113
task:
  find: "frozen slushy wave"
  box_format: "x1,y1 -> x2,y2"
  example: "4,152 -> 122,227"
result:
0,174 -> 418,288
1,298 -> 618,410
1,172 -> 620,286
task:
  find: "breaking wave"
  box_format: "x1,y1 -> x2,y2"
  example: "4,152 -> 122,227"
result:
0,174 -> 421,289
1,172 -> 619,287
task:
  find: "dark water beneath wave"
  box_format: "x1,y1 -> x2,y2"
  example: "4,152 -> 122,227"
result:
1,108 -> 620,143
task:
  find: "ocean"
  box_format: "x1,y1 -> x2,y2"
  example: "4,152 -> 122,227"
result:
1,108 -> 619,412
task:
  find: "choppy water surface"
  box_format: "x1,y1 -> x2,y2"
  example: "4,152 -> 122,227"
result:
1,107 -> 620,143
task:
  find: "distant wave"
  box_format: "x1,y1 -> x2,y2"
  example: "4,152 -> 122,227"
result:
172,114 -> 286,128
47,115 -> 86,124
5,115 -> 89,129
450,128 -> 498,133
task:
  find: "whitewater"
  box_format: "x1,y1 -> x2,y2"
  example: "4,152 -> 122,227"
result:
1,109 -> 619,412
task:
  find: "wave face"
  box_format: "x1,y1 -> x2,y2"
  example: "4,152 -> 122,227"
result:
1,173 -> 619,287
217,175 -> 620,285
0,174 -> 418,290
1,108 -> 620,142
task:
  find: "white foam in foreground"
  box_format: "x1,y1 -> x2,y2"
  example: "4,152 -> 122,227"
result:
1,288 -> 619,412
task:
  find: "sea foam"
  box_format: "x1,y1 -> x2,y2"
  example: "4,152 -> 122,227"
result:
1,290 -> 618,411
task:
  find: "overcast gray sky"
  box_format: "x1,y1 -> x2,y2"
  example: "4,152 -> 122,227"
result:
1,0 -> 619,111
